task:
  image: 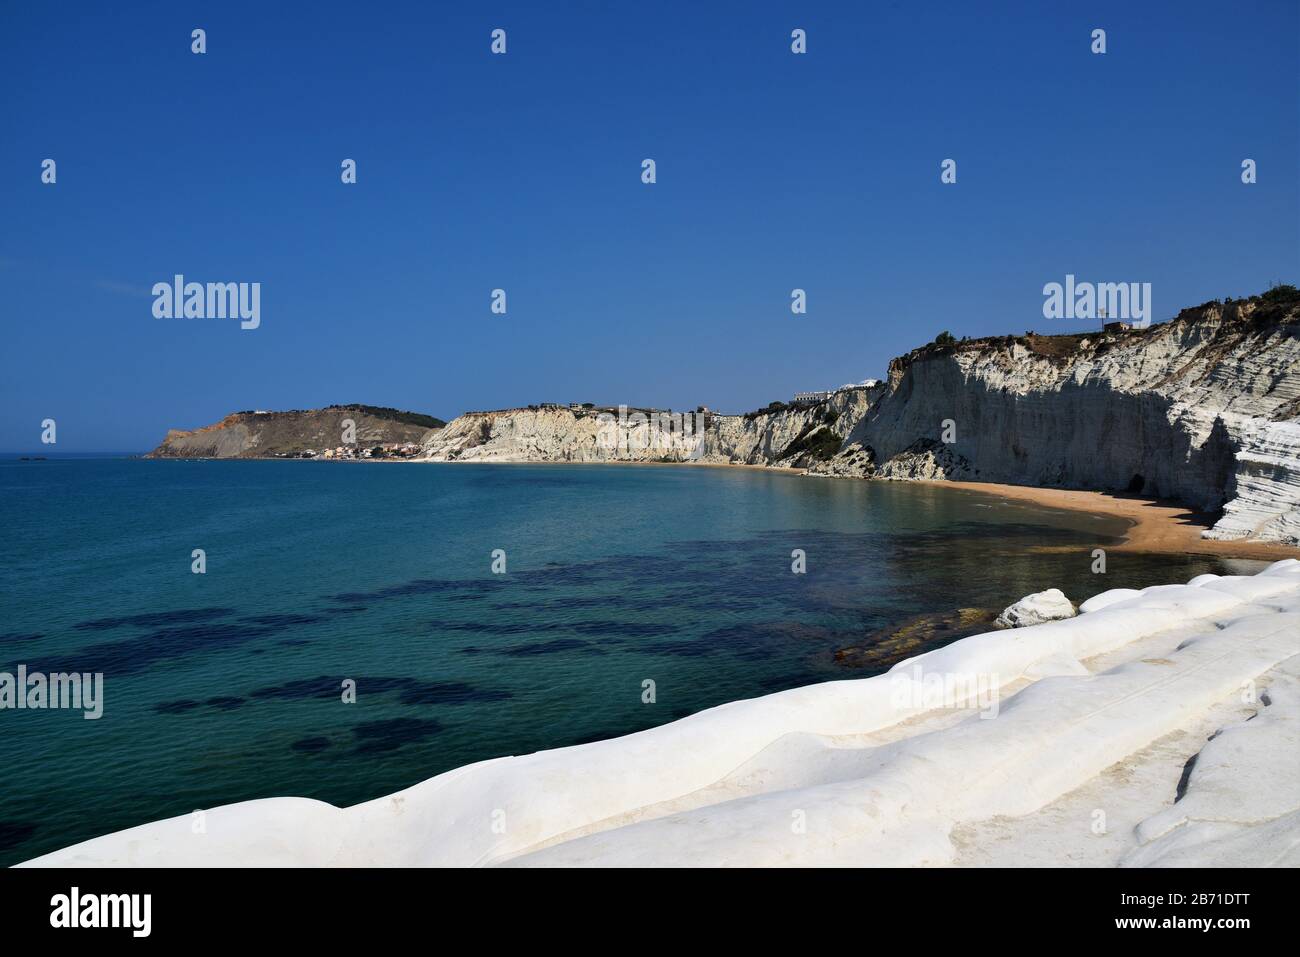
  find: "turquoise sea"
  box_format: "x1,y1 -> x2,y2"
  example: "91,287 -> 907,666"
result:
0,458 -> 1264,865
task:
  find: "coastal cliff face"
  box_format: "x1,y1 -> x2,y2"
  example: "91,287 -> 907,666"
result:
705,388 -> 877,466
418,389 -> 879,468
147,298 -> 1297,542
420,406 -> 681,463
830,298 -> 1299,544
147,406 -> 444,458
418,297 -> 1299,545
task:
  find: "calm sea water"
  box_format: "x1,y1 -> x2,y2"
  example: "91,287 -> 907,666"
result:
0,458 -> 1265,864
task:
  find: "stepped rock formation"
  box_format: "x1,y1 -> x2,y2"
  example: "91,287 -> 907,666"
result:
707,388 -> 877,466
828,296 -> 1299,545
418,295 -> 1300,544
1202,420 -> 1300,546
22,560 -> 1300,867
418,389 -> 877,469
147,405 -> 444,458
419,405 -> 694,464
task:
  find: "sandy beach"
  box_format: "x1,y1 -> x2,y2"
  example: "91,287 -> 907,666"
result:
408,457 -> 1298,558
927,479 -> 1300,560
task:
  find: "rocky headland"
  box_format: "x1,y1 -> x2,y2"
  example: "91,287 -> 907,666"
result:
146,405 -> 444,459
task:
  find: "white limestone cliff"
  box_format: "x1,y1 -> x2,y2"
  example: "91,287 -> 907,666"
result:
418,387 -> 878,469
417,297 -> 1299,545
835,298 -> 1300,545
1203,420 -> 1300,546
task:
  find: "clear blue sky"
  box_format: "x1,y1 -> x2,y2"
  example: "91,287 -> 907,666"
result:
2,0 -> 1296,451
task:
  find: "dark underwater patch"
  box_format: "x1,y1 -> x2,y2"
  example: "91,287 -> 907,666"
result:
291,736 -> 331,753
569,620 -> 680,637
154,699 -> 201,715
328,577 -> 498,605
0,632 -> 43,644
435,618 -> 678,641
439,620 -> 568,635
396,681 -> 512,705
249,676 -> 341,701
648,639 -> 719,657
697,624 -> 788,661
491,595 -> 626,612
37,610 -> 326,676
352,677 -> 416,695
73,607 -> 235,632
206,695 -> 245,711
500,638 -> 603,657
248,674 -> 512,706
33,621 -> 280,676
239,613 -> 323,627
755,673 -> 809,693
511,564 -> 621,587
353,717 -> 443,753
0,821 -> 38,852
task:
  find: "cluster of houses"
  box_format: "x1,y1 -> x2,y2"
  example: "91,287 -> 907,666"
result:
792,379 -> 880,405
277,442 -> 423,460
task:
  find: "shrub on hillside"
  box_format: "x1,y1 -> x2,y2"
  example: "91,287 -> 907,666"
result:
1260,283 -> 1299,304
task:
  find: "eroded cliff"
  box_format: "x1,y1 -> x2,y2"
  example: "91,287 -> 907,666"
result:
418,295 -> 1299,545
829,297 -> 1299,544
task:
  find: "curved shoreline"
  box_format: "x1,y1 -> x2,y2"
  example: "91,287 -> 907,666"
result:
922,479 -> 1300,560
151,454 -> 1300,558
596,461 -> 1300,559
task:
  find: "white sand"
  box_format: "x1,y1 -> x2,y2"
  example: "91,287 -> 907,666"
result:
21,560 -> 1300,868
